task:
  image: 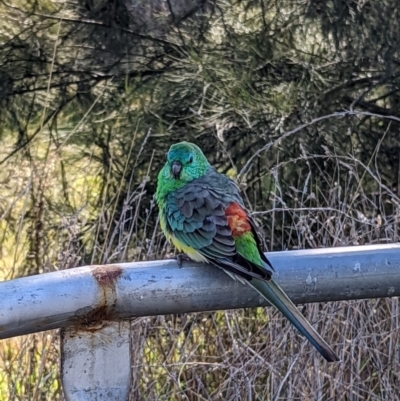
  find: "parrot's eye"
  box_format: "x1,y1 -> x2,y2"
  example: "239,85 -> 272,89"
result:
188,156 -> 193,164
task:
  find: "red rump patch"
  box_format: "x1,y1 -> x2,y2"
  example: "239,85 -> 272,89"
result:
225,203 -> 251,236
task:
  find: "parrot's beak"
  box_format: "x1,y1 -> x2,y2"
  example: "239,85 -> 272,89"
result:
171,161 -> 182,179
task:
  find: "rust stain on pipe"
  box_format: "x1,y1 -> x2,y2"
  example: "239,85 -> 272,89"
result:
67,265 -> 124,332
91,265 -> 123,288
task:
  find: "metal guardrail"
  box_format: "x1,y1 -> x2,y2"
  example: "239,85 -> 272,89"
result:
1,244 -> 400,400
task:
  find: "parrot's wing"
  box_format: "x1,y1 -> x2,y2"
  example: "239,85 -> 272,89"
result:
165,179 -> 272,281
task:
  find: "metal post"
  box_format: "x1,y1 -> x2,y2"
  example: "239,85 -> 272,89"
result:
1,244 -> 400,401
1,244 -> 400,340
61,322 -> 131,401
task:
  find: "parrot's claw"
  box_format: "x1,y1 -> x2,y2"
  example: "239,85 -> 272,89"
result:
175,253 -> 191,268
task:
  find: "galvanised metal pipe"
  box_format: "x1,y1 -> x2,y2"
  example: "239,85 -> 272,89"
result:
1,244 -> 400,340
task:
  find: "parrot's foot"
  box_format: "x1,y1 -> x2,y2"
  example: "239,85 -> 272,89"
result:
175,253 -> 191,268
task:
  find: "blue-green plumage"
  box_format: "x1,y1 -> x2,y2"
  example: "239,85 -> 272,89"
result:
156,141 -> 339,362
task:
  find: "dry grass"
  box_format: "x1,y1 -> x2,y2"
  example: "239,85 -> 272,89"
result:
0,333 -> 60,400
1,1 -> 399,399
1,144 -> 400,401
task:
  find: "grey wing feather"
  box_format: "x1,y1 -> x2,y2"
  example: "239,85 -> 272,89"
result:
165,168 -> 272,281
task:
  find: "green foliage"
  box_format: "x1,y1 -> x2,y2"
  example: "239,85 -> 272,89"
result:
1,0 -> 400,399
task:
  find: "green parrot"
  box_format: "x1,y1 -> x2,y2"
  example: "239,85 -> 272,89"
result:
156,141 -> 339,362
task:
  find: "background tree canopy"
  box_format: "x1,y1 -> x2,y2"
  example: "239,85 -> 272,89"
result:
1,0 -> 400,400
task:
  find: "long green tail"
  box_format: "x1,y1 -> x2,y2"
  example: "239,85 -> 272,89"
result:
250,278 -> 339,362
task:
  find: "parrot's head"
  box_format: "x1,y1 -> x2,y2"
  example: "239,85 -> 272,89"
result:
162,141 -> 210,184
